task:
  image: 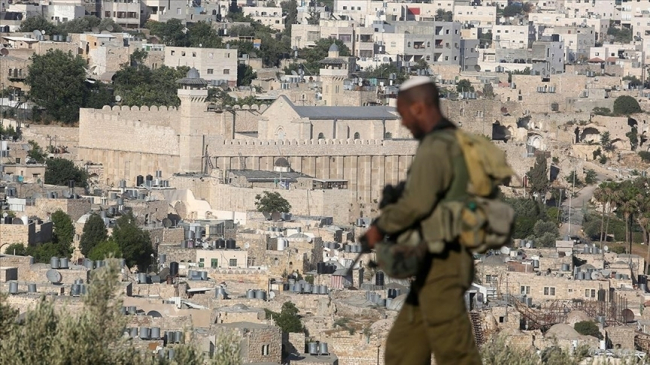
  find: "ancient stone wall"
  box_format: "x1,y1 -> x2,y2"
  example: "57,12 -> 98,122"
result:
24,198 -> 92,222
0,224 -> 35,252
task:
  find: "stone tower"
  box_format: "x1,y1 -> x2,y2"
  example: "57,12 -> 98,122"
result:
177,67 -> 208,173
320,43 -> 355,106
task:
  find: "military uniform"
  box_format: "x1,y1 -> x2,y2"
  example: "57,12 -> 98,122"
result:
375,119 -> 482,365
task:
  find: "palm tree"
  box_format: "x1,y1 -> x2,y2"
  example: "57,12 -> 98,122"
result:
602,181 -> 619,246
617,180 -> 641,255
593,183 -> 607,245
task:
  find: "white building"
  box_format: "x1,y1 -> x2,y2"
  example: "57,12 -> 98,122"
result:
242,6 -> 284,31
164,46 -> 238,86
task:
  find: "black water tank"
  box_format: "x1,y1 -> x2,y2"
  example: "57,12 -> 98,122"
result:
639,275 -> 647,285
146,174 -> 153,181
216,238 -> 225,249
136,175 -> 144,186
316,262 -> 324,274
226,239 -> 236,249
169,262 -> 179,277
375,272 -> 385,286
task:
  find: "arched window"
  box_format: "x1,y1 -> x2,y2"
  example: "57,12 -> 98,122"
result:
354,132 -> 360,140
318,132 -> 325,139
384,132 -> 392,139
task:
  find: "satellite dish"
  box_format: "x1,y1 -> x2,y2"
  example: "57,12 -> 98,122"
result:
162,218 -> 172,228
244,242 -> 250,249
147,310 -> 163,318
604,245 -> 609,252
115,95 -> 122,102
106,24 -> 114,32
474,65 -> 481,71
269,291 -> 276,299
500,246 -> 511,255
0,48 -> 9,57
591,271 -> 600,280
101,30 -> 110,34
291,70 -> 298,76
622,308 -> 635,323
32,30 -> 42,38
41,29 -> 46,35
46,269 -> 62,284
91,27 -> 100,33
601,269 -> 611,278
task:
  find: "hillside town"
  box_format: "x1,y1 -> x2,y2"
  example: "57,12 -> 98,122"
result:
3,0 -> 650,363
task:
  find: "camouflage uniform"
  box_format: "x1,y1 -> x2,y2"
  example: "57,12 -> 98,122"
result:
375,119 -> 482,365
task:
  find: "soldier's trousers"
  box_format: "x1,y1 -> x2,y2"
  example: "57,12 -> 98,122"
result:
384,244 -> 482,365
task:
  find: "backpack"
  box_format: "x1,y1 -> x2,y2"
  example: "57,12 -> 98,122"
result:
440,129 -> 516,253
373,129 -> 516,279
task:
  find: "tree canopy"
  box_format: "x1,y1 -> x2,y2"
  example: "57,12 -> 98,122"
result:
111,212 -> 154,270
283,38 -> 350,76
80,213 -> 108,256
266,301 -> 304,333
20,16 -> 122,36
112,51 -> 189,107
51,210 -> 74,258
146,20 -> 222,48
613,95 -> 641,115
26,50 -> 87,124
255,191 -> 291,214
88,240 -> 122,261
26,49 -> 114,123
527,154 -> 549,200
45,158 -> 88,188
0,259 -> 241,364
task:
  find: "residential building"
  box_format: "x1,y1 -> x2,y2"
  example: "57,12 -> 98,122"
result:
164,47 -> 238,86
492,24 -> 536,50
541,26 -> 595,62
531,39 -> 565,76
242,6 -> 284,31
374,21 -> 462,65
196,248 -> 249,269
453,5 -> 497,28
101,0 -> 141,30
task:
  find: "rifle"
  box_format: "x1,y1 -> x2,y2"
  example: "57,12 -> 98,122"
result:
345,182 -> 406,277
345,235 -> 375,277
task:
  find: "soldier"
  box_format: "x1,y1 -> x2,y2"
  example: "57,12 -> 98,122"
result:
362,76 -> 482,365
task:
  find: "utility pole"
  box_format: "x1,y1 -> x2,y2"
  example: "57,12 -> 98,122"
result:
568,168 -> 575,237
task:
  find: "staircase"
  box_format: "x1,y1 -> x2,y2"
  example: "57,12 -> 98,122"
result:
469,311 -> 485,346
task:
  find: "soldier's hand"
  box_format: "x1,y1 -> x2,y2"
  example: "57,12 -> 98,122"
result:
362,225 -> 384,250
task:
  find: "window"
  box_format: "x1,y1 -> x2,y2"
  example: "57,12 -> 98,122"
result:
224,69 -> 230,74
181,51 -> 186,56
192,52 -> 196,57
229,259 -> 237,267
262,345 -> 270,355
318,132 -> 325,139
171,50 -> 175,56
199,258 -> 205,268
211,259 -> 218,268
384,132 -> 392,139
207,69 -> 214,74
354,132 -> 360,139
209,52 -> 213,58
543,287 -> 555,296
585,289 -> 596,298
520,286 -> 530,295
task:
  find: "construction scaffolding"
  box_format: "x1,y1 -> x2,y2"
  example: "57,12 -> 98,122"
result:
501,292 -> 627,334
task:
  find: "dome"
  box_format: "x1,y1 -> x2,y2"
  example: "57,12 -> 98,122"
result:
274,157 -> 290,167
328,43 -> 339,52
186,67 -> 201,79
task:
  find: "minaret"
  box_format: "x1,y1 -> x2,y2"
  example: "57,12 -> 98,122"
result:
176,67 -> 208,173
320,43 -> 354,106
